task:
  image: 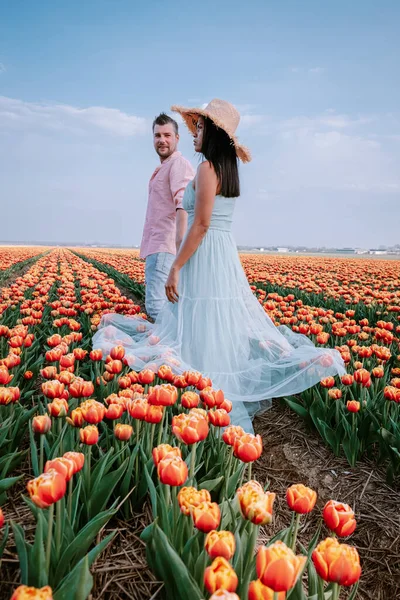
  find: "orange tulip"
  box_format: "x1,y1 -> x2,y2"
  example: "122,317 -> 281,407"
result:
328,388 -> 342,400
44,457 -> 75,482
152,444 -> 182,467
322,500 -> 357,537
10,585 -> 54,600
200,387 -> 225,408
353,368 -> 371,388
193,501 -> 221,533
237,484 -> 276,526
148,384 -> 178,406
42,380 -> 65,399
204,557 -> 238,594
24,371 -> 34,380
114,423 -> 133,441
286,484 -> 317,514
158,365 -> 175,382
144,403 -> 164,424
59,353 -> 75,369
320,377 -> 335,389
219,398 -> 233,413
346,400 -> 360,413
110,345 -> 125,360
63,451 -> 85,474
66,407 -> 85,427
197,376 -> 212,391
105,359 -> 123,374
73,348 -> 87,361
32,415 -> 52,434
0,387 -> 13,405
47,398 -> 69,418
89,349 -> 103,361
157,456 -> 188,486
208,409 -> 230,427
312,537 -> 361,586
222,425 -> 245,446
138,369 -> 155,385
341,374 -> 354,386
233,433 -> 263,463
177,486 -> 211,516
248,580 -> 286,600
80,399 -> 106,424
27,469 -> 67,508
384,386 -> 400,403
79,425 -> 99,445
172,412 -> 209,444
41,366 -> 58,380
205,530 -> 236,560
127,397 -> 148,420
105,403 -> 125,420
57,370 -> 75,385
181,391 -> 200,409
183,370 -> 202,386
209,591 -> 240,600
256,541 -> 306,592
173,375 -> 188,388
47,334 -> 63,347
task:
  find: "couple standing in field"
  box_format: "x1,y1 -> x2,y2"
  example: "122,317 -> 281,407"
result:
94,99 -> 345,430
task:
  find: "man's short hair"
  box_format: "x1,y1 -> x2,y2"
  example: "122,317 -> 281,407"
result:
152,113 -> 179,134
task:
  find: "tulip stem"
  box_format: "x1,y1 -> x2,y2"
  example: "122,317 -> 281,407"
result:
55,498 -> 62,559
45,503 -> 55,577
157,408 -> 165,447
248,462 -> 252,482
164,484 -> 171,507
273,593 -> 279,600
318,577 -> 325,598
331,582 -> 341,600
39,434 -> 44,474
190,442 -> 197,482
290,512 -> 301,551
67,478 -> 73,523
149,423 -> 156,454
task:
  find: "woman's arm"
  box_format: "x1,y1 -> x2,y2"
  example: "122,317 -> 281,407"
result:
165,162 -> 218,303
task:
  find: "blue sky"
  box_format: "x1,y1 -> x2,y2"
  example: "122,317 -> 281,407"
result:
1,0 -> 399,248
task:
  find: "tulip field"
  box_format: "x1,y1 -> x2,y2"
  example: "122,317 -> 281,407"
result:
0,246 -> 399,600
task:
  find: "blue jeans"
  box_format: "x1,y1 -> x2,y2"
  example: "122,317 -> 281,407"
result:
145,252 -> 175,320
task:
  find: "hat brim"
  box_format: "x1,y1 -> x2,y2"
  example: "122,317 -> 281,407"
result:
171,105 -> 251,163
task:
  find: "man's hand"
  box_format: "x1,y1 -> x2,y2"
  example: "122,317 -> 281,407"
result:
165,265 -> 180,303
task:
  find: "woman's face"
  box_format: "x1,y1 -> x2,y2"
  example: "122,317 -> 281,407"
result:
193,116 -> 204,152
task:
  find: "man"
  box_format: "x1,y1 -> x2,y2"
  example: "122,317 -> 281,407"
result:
140,113 -> 195,320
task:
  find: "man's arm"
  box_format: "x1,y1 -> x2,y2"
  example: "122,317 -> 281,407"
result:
170,158 -> 195,252
175,208 -> 188,252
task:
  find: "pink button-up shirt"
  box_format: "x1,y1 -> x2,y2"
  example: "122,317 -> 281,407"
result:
140,151 -> 195,259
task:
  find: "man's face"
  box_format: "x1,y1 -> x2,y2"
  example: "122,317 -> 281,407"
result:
153,123 -> 179,160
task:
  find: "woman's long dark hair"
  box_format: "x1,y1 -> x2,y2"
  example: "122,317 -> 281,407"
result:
200,117 -> 240,198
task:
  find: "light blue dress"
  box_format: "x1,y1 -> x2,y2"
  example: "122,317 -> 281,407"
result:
93,183 -> 345,431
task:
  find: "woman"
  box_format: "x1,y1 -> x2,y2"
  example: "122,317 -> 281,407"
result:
93,99 -> 345,431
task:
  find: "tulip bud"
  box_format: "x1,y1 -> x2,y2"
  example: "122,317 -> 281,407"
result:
205,530 -> 236,560
322,500 -> 357,537
79,425 -> 99,445
286,484 -> 317,514
204,557 -> 238,595
114,423 -> 133,441
32,415 -> 52,435
312,537 -> 361,586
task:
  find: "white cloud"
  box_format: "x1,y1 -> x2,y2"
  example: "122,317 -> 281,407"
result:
0,63 -> 6,74
0,96 -> 147,137
289,66 -> 325,74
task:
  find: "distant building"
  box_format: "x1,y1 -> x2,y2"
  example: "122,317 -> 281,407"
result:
277,247 -> 289,253
369,249 -> 388,255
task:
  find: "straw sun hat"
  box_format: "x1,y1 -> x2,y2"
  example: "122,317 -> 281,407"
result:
171,98 -> 251,163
